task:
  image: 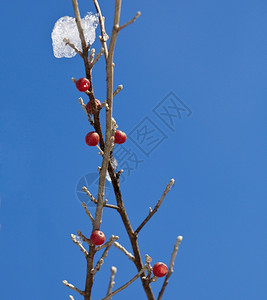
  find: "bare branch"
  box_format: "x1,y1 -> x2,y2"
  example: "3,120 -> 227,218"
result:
77,230 -> 93,247
69,296 -> 75,300
71,0 -> 88,53
82,186 -> 98,204
90,48 -> 104,67
158,236 -> 183,300
113,84 -> 123,96
71,234 -> 88,256
90,48 -> 95,62
62,280 -> 85,296
92,0 -> 109,60
106,266 -> 117,297
113,241 -> 135,261
135,179 -> 175,235
101,264 -> 149,300
118,11 -> 141,31
63,38 -> 83,57
96,235 -> 119,251
81,202 -> 94,224
91,236 -> 119,274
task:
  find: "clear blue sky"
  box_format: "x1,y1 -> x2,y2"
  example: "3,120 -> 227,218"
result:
0,0 -> 266,299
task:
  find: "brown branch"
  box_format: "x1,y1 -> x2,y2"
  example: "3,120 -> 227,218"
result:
101,263 -> 149,300
106,266 -> 117,296
135,179 -> 175,235
81,202 -> 94,224
118,11 -> 141,31
63,38 -> 83,57
62,280 -> 85,296
94,0 -> 122,231
71,234 -> 88,257
91,236 -> 119,274
157,236 -> 183,300
113,241 -> 135,261
92,0 -> 109,61
108,164 -> 155,300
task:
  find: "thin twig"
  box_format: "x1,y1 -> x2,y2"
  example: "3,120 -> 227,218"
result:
90,48 -> 104,67
96,235 -> 119,251
101,264 -> 149,300
113,84 -> 123,96
118,12 -> 141,31
77,230 -> 93,246
157,236 -> 183,300
113,241 -> 135,261
135,179 -> 175,235
62,280 -> 85,296
82,186 -> 98,204
82,202 -> 94,224
106,266 -> 117,297
71,234 -> 88,256
90,48 -> 95,62
92,0 -> 109,61
72,0 -> 89,53
91,236 -> 119,274
63,38 -> 83,57
69,296 -> 75,300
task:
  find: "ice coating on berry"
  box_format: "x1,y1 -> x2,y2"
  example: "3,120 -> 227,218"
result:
52,13 -> 98,58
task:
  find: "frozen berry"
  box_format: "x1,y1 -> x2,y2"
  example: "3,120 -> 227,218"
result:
76,78 -> 90,92
85,131 -> 100,146
86,99 -> 101,114
90,230 -> 105,246
152,262 -> 168,277
114,130 -> 127,144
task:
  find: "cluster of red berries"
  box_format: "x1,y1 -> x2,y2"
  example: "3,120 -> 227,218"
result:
85,130 -> 127,147
90,230 -> 168,277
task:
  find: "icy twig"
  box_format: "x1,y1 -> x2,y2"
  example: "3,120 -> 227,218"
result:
96,235 -> 119,251
113,241 -> 135,261
72,0 -> 89,53
106,266 -> 117,297
77,230 -> 93,246
92,0 -> 108,60
90,48 -> 104,67
91,236 -> 119,274
157,236 -> 183,300
62,280 -> 85,296
118,12 -> 141,31
71,234 -> 88,256
63,38 -> 83,57
101,263 -> 149,300
135,179 -> 175,235
81,202 -> 94,224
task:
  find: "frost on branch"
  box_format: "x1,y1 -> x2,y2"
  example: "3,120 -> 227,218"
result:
51,12 -> 99,58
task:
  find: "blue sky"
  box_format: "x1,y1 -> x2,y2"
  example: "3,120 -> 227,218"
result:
0,0 -> 266,299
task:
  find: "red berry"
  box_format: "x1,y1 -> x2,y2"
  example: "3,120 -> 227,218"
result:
85,131 -> 100,146
86,99 -> 101,114
90,230 -> 105,245
152,262 -> 168,277
76,78 -> 90,92
114,130 -> 127,144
